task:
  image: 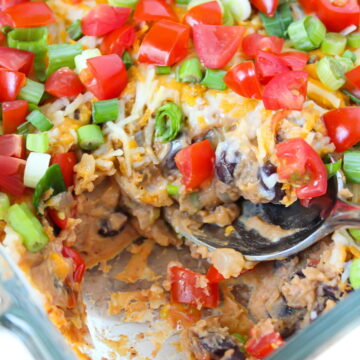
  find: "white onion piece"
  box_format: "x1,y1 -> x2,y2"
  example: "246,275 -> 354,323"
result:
24,153 -> 51,188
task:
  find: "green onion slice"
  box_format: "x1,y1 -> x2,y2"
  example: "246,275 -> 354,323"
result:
347,32 -> 360,49
0,193 -> 10,220
350,259 -> 360,289
122,51 -> 133,70
66,19 -> 83,41
77,124 -> 105,150
17,121 -> 34,136
320,33 -> 347,56
316,56 -> 346,91
7,203 -> 49,252
201,68 -> 227,90
47,43 -> 82,76
344,150 -> 360,184
167,184 -> 179,196
325,160 -> 342,178
92,99 -> 119,124
26,110 -> 53,131
156,66 -> 171,75
26,132 -> 49,153
177,58 -> 203,83
222,0 -> 251,22
349,228 -> 360,243
343,49 -> 357,63
18,78 -> 45,105
155,102 -> 183,142
176,0 -> 191,4
342,89 -> 360,105
108,0 -> 138,8
222,3 -> 235,26
33,164 -> 67,210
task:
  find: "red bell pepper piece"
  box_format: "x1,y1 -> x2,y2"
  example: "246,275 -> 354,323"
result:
134,0 -> 178,22
45,68 -> 84,98
245,330 -> 284,359
2,100 -> 28,134
0,134 -> 24,158
62,245 -> 86,283
0,155 -> 26,196
51,152 -> 77,188
0,47 -> 34,75
48,208 -> 68,230
206,265 -> 225,283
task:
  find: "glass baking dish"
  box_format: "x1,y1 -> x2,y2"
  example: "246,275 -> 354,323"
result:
1,241 -> 360,360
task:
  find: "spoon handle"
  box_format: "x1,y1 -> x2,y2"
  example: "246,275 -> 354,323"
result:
329,198 -> 360,228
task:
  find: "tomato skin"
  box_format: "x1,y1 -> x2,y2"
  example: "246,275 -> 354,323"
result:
138,20 -> 190,66
2,100 -> 28,134
0,155 -> 26,196
276,138 -> 327,199
183,1 -> 222,27
345,65 -> 360,99
62,245 -> 86,283
224,61 -> 262,100
255,51 -> 289,84
263,71 -> 308,111
80,54 -> 127,100
0,68 -> 25,102
175,140 -> 215,190
297,0 -> 316,13
251,0 -> 279,17
48,208 -> 68,230
242,33 -> 284,58
169,266 -> 219,308
0,134 -> 24,158
81,5 -> 132,36
315,0 -> 360,32
134,0 -> 177,22
100,25 -> 136,56
45,68 -> 84,98
323,107 -> 360,153
245,331 -> 284,359
193,24 -> 246,69
51,152 -> 77,188
0,47 -> 34,75
279,51 -> 309,71
0,0 -> 26,11
4,1 -> 55,28
206,265 -> 225,283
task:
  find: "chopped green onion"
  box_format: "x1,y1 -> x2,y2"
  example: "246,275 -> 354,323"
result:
337,56 -> 354,73
75,48 -> 101,74
320,33 -> 347,56
108,0 -> 138,8
349,228 -> 360,243
342,89 -> 360,104
222,0 -> 251,22
343,49 -> 357,63
7,27 -> 48,81
92,99 -> 119,124
26,132 -> 49,153
24,152 -> 51,188
156,66 -> 171,75
167,184 -> 179,196
344,150 -> 360,184
176,0 -> 190,4
0,193 -> 10,220
155,102 -> 183,142
201,68 -> 227,90
77,124 -> 105,150
33,164 -> 67,210
66,19 -> 83,41
17,121 -> 34,135
259,2 -> 293,38
288,16 -> 326,51
122,51 -> 133,70
325,160 -> 342,178
7,203 -> 48,252
316,56 -> 346,91
350,259 -> 360,289
222,3 -> 235,26
347,32 -> 360,49
47,43 -> 82,76
231,333 -> 247,353
18,79 -> 45,105
177,58 -> 203,83
1,25 -> 13,35
26,110 -> 53,131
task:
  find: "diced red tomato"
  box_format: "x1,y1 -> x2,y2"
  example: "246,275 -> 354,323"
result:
206,265 -> 225,283
224,61 -> 263,100
45,68 -> 84,98
263,71 -> 308,111
100,25 -> 136,56
0,0 -> 26,11
314,0 -> 360,33
51,152 -> 77,188
0,32 -> 4,45
251,0 -> 279,17
2,100 -> 28,134
0,155 -> 26,196
175,139 -> 215,190
242,33 -> 284,58
193,24 -> 246,69
298,0 -> 316,13
169,266 -> 219,308
80,54 -> 127,100
345,65 -> 360,99
276,138 -> 327,199
62,245 -> 86,283
0,134 -> 24,158
183,1 -> 222,27
168,303 -> 202,329
245,331 -> 284,359
323,107 -> 360,152
255,51 -> 289,84
48,208 -> 68,230
81,5 -> 132,36
279,51 -> 309,71
0,47 -> 34,75
0,68 -> 25,102
138,20 -> 190,66
4,1 -> 55,28
134,0 -> 177,22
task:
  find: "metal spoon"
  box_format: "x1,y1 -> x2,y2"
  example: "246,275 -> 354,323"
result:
178,171 -> 360,261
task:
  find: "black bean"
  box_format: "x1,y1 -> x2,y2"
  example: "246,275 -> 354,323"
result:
258,162 -> 285,204
98,218 -> 124,237
163,139 -> 184,170
215,151 -> 237,184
